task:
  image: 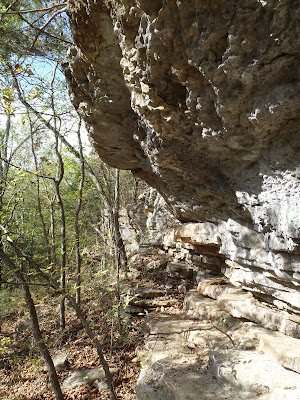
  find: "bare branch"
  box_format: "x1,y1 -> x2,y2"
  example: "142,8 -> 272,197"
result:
0,3 -> 68,15
10,66 -> 113,207
0,156 -> 56,181
18,14 -> 73,45
75,119 -> 84,304
1,281 -> 50,286
8,134 -> 31,164
28,111 -> 52,265
0,0 -> 18,23
30,7 -> 68,50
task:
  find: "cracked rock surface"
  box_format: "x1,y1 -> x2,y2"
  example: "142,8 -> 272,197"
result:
135,291 -> 300,400
65,1 -> 300,312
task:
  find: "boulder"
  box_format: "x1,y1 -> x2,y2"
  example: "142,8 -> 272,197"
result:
62,367 -> 118,391
258,331 -> 300,374
52,354 -> 69,373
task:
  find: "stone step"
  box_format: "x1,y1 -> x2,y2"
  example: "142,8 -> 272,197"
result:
197,278 -> 300,338
217,291 -> 300,338
136,313 -> 268,400
129,298 -> 178,309
210,349 -> 300,400
187,288 -> 300,373
258,331 -> 300,374
129,287 -> 173,299
166,262 -> 194,279
136,290 -> 300,400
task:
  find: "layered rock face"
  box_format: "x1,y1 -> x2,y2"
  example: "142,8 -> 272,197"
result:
65,1 -> 300,314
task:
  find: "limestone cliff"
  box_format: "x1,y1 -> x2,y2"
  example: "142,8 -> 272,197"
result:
64,1 -> 300,315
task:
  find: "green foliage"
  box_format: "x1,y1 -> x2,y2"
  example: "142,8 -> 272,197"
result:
0,4 -> 144,346
0,0 -> 70,61
217,312 -> 229,328
132,350 -> 151,367
0,336 -> 11,354
0,289 -> 25,320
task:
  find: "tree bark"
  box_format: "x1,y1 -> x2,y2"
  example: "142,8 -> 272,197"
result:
75,121 -> 84,304
1,229 -> 118,400
50,64 -> 66,334
29,113 -> 52,265
112,169 -> 127,272
113,169 -> 121,310
0,249 -> 64,400
0,112 -> 11,289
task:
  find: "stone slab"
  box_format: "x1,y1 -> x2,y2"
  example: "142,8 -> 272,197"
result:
136,292 -> 300,400
62,367 -> 117,391
258,332 -> 300,374
166,262 -> 194,280
217,291 -> 300,338
210,349 -> 300,400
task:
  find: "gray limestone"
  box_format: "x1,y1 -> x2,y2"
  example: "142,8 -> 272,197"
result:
217,291 -> 300,338
196,278 -> 300,338
135,291 -> 300,400
45,1 -> 300,396
166,262 -> 194,280
258,331 -> 300,374
61,367 -> 118,391
52,354 -> 70,373
65,0 -> 300,342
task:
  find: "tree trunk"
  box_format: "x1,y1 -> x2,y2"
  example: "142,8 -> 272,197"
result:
50,64 -> 66,335
112,169 -> 127,271
75,122 -> 84,304
0,112 -> 11,289
113,169 -> 121,309
66,296 -> 117,400
29,113 -> 51,265
56,180 -> 66,335
0,233 -> 118,400
0,249 -> 64,400
50,201 -> 57,270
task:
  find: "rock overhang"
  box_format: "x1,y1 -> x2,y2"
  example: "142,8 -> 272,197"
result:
64,0 -> 300,313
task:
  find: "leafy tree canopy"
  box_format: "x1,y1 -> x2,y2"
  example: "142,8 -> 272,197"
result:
0,0 -> 71,61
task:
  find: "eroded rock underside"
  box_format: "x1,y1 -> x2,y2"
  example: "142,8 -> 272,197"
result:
64,1 -> 300,316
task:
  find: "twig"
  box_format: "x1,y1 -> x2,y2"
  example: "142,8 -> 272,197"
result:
148,325 -> 216,336
0,156 -> 56,181
0,3 -> 68,15
30,7 -> 68,50
211,323 -> 235,346
149,322 -> 235,346
8,134 -> 31,163
1,281 -> 50,286
18,13 -> 73,45
0,0 -> 18,23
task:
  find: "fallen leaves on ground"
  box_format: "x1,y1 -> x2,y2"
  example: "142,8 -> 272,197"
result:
0,253 -> 183,400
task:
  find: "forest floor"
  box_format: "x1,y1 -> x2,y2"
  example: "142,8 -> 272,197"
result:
0,253 -> 183,400
0,288 -> 140,400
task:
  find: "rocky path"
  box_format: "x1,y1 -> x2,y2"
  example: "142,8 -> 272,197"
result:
127,253 -> 300,400
135,291 -> 300,400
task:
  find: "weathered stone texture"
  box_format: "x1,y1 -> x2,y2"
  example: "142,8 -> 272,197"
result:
65,1 -> 300,313
135,292 -> 300,400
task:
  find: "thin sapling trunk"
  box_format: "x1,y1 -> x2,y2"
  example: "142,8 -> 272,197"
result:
0,249 -> 64,400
